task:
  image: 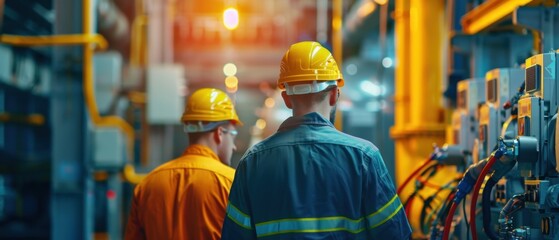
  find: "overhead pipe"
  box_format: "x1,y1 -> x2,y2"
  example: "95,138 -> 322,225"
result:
0,0 -> 146,184
83,0 -> 146,183
461,0 -> 539,34
0,112 -> 45,126
0,34 -> 107,49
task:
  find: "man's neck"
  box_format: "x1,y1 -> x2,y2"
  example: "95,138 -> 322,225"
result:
292,104 -> 330,119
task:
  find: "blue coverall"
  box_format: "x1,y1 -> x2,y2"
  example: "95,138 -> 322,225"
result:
222,112 -> 412,239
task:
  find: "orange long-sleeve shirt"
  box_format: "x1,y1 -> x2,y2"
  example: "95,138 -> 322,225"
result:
125,144 -> 235,240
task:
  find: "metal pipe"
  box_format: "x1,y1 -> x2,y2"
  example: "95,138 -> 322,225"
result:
316,0 -> 328,43
461,0 -> 537,34
0,0 -> 144,183
332,0 -> 343,65
331,0 -> 344,131
0,0 -> 5,34
83,0 -> 144,183
123,164 -> 146,185
392,0 -> 448,235
97,0 -> 130,55
409,0 -> 445,126
130,15 -> 148,66
392,0 -> 410,130
531,29 -> 542,54
0,112 -> 45,126
130,0 -> 148,66
0,34 -> 107,50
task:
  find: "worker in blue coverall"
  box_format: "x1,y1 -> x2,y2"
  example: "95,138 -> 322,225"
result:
221,41 -> 412,239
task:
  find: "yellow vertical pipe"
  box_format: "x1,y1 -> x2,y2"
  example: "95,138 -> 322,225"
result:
409,0 -> 444,126
83,0 -> 98,122
332,0 -> 343,65
410,0 -> 449,190
392,0 -> 448,236
392,0 -> 412,211
332,0 -> 343,131
393,0 -> 410,130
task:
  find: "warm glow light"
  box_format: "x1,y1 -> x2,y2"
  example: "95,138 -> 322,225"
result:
226,85 -> 238,93
264,97 -> 275,108
223,8 -> 239,30
358,1 -> 376,18
223,63 -> 237,76
225,76 -> 238,88
374,0 -> 388,5
256,119 -> 266,130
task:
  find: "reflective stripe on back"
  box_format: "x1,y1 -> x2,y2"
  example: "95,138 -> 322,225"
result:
255,216 -> 366,237
254,194 -> 403,237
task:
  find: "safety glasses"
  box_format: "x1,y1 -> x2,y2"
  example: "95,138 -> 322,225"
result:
221,128 -> 238,137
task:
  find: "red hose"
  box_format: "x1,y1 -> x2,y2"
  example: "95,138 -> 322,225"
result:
397,158 -> 434,195
416,176 -> 445,189
442,202 -> 459,240
405,195 -> 415,217
469,154 -> 498,240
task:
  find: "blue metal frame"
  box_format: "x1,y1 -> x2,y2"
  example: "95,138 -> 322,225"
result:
50,0 -> 94,239
514,7 -> 559,53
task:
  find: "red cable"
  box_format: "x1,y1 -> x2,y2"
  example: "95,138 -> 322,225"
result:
469,154 -> 498,240
442,201 -> 459,240
397,158 -> 434,195
405,194 -> 415,217
416,176 -> 445,189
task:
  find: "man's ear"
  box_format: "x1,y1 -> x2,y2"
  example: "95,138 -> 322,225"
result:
281,91 -> 293,109
328,87 -> 339,106
213,127 -> 223,144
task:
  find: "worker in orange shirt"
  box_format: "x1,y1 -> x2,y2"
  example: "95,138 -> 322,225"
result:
125,88 -> 243,240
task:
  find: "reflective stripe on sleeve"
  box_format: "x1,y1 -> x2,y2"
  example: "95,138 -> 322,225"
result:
226,203 -> 252,229
367,194 -> 403,229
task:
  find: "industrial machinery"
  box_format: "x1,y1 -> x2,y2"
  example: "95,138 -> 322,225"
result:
408,78 -> 486,239
479,68 -> 525,160
442,51 -> 559,240
496,50 -> 559,240
481,68 -> 526,202
446,78 -> 487,167
476,68 -> 527,239
1,0 -> 557,239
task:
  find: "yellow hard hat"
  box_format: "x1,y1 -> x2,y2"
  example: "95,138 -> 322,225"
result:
181,88 -> 242,126
278,41 -> 344,90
